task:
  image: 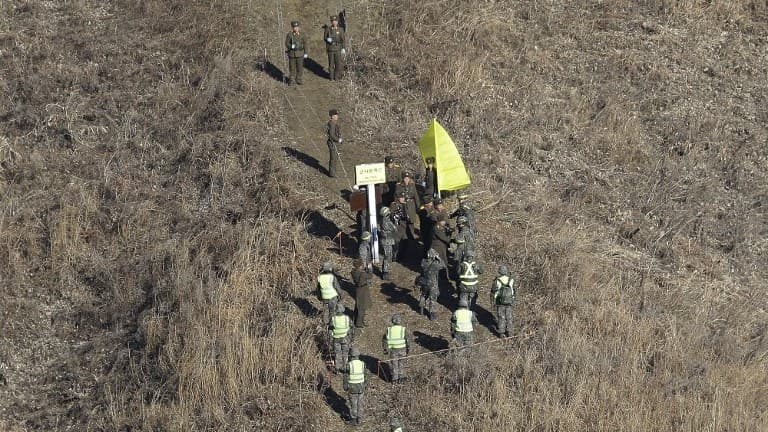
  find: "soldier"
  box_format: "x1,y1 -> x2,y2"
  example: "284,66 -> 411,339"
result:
379,207 -> 397,280
326,109 -> 342,178
317,262 -> 341,326
451,299 -> 479,347
351,259 -> 372,328
330,303 -> 354,373
324,15 -> 346,80
390,417 -> 404,432
389,192 -> 409,261
344,347 -> 367,426
423,156 -> 437,199
383,156 -> 402,206
420,248 -> 445,320
429,198 -> 449,225
430,213 -> 452,270
457,250 -> 483,310
284,20 -> 308,85
451,193 -> 476,236
451,215 -> 474,278
394,172 -> 421,239
358,231 -> 372,271
417,196 -> 435,253
490,265 -> 516,338
382,314 -> 411,383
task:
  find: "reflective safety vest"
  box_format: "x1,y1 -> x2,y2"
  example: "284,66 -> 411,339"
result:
331,315 -> 350,338
318,273 -> 338,300
347,359 -> 365,384
386,325 -> 407,349
459,261 -> 479,286
454,309 -> 473,333
495,275 -> 515,305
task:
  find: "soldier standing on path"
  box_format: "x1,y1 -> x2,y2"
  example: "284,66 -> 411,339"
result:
284,21 -> 308,85
451,193 -> 476,236
389,192 -> 409,261
358,231 -> 372,272
490,265 -> 516,338
419,248 -> 445,321
430,213 -> 452,270
326,109 -> 342,177
394,172 -> 422,240
379,207 -> 397,281
351,259 -> 372,328
317,261 -> 341,326
451,299 -> 479,347
324,15 -> 346,80
382,314 -> 411,383
457,250 -> 483,310
383,156 -> 403,206
417,196 -> 435,253
423,157 -> 438,200
330,303 -> 354,374
452,216 -> 474,267
344,347 -> 367,426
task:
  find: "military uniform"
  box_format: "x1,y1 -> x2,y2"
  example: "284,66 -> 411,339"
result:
326,110 -> 342,177
419,252 -> 445,320
490,271 -> 515,337
317,268 -> 342,326
324,17 -> 346,80
417,199 -> 435,253
451,305 -> 479,347
423,157 -> 437,199
284,22 -> 307,84
351,266 -> 372,327
458,258 -> 483,309
330,306 -> 354,373
383,157 -> 403,206
394,179 -> 421,238
389,198 -> 409,260
430,223 -> 451,269
452,225 -> 475,277
344,350 -> 367,425
382,316 -> 411,382
451,203 -> 476,236
379,210 -> 398,279
358,236 -> 372,271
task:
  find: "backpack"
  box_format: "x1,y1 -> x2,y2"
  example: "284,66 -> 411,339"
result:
497,277 -> 515,305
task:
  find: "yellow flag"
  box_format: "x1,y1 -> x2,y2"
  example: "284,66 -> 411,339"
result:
417,119 -> 471,191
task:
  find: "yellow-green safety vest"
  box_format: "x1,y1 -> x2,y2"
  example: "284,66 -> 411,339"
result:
347,359 -> 365,384
454,309 -> 473,333
331,315 -> 350,339
459,261 -> 478,286
386,325 -> 407,349
318,273 -> 338,300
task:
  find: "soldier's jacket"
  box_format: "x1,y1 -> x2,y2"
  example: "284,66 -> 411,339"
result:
351,268 -> 372,310
451,206 -> 476,228
379,215 -> 398,245
389,201 -> 409,226
358,240 -> 372,263
327,120 -> 341,146
453,226 -> 475,251
385,164 -> 403,184
418,207 -> 435,239
431,225 -> 451,264
394,182 -> 421,207
429,209 -> 449,224
424,166 -> 437,194
324,25 -> 346,52
382,325 -> 412,353
420,256 -> 445,285
285,31 -> 308,58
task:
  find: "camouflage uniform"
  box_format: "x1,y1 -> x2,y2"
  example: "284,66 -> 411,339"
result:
382,315 -> 411,382
317,267 -> 342,326
451,203 -> 476,236
419,251 -> 445,320
344,350 -> 367,425
284,24 -> 307,84
451,304 -> 479,347
324,18 -> 346,80
490,270 -> 516,337
330,305 -> 354,373
457,258 -> 483,310
379,210 -> 398,278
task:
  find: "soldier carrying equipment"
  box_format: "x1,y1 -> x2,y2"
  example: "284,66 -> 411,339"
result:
344,347 -> 367,426
458,250 -> 483,310
490,265 -> 516,337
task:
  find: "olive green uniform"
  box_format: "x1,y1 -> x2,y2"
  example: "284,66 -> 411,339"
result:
324,25 -> 346,80
394,181 -> 421,237
326,119 -> 342,177
284,31 -> 307,84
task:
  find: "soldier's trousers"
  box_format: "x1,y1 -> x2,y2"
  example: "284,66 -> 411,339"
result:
288,56 -> 304,84
354,305 -> 367,327
459,289 -> 478,310
333,336 -> 350,372
323,298 -> 338,326
420,284 -> 439,317
381,242 -> 393,274
454,331 -> 474,347
327,51 -> 344,80
328,144 -> 339,177
388,348 -> 407,382
348,390 -> 364,421
496,304 -> 514,336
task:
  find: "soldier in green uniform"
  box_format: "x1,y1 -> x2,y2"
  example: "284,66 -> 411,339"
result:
383,156 -> 402,206
394,172 -> 421,240
324,15 -> 346,80
417,196 -> 435,253
382,314 -> 411,383
451,299 -> 479,347
344,347 -> 367,426
423,156 -> 437,199
330,302 -> 355,373
326,109 -> 342,177
284,21 -> 308,85
490,265 -> 516,337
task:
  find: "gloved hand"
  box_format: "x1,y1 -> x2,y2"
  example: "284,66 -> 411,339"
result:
303,54 -> 308,58
341,48 -> 346,55
326,37 -> 333,43
338,138 -> 343,143
291,44 -> 296,49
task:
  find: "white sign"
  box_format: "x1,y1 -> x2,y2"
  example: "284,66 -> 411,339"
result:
355,163 -> 386,185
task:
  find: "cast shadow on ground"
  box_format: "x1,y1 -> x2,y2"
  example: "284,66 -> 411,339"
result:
359,354 -> 387,380
323,386 -> 348,420
380,282 -> 420,313
292,297 -> 320,318
304,57 -> 330,79
413,330 -> 449,351
296,208 -> 358,258
259,60 -> 285,83
282,146 -> 328,176
473,304 -> 497,334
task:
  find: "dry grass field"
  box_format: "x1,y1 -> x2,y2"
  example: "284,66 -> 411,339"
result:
1,0 -> 766,431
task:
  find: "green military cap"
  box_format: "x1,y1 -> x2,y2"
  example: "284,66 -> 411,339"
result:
291,20 -> 300,27
385,156 -> 394,164
402,171 -> 412,178
329,108 -> 338,116
425,157 -> 435,164
330,15 -> 339,21
422,195 -> 433,204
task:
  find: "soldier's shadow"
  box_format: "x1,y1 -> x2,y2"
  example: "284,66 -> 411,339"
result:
414,330 -> 449,351
305,57 -> 330,79
282,146 -> 328,176
473,304 -> 497,334
258,60 -> 286,83
359,354 -> 387,380
295,209 -> 357,258
323,386 -> 348,420
380,282 -> 420,313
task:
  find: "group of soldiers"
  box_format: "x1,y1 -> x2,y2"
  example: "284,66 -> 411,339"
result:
284,15 -> 346,86
314,158 -> 519,427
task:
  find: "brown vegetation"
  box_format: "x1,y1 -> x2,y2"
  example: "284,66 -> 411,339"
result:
1,0 -> 766,431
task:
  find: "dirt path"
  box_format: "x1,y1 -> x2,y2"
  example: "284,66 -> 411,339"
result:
264,1 -> 507,429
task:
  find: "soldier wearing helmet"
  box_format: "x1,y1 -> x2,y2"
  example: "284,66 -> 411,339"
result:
382,314 -> 411,383
330,302 -> 354,373
457,249 -> 483,310
419,248 -> 445,320
344,346 -> 367,425
358,231 -> 373,272
379,206 -> 397,280
490,265 -> 516,337
451,298 -> 479,347
317,262 -> 342,326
